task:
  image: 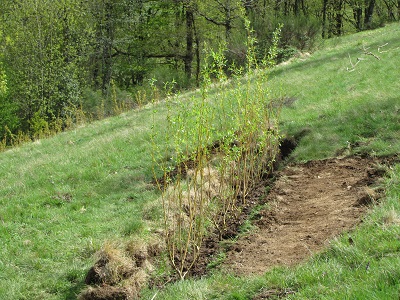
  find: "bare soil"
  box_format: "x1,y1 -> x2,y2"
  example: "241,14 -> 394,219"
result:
222,156 -> 385,275
81,155 -> 393,299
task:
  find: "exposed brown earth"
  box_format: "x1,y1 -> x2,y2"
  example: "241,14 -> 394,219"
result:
80,155 -> 390,299
222,156 -> 385,276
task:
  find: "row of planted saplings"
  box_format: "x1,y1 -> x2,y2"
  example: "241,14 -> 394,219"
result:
152,22 -> 282,279
155,88 -> 281,280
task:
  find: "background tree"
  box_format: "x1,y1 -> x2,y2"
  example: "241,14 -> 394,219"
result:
0,0 -> 398,143
1,0 -> 88,136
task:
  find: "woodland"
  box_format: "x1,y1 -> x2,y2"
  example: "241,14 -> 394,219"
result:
0,0 -> 399,143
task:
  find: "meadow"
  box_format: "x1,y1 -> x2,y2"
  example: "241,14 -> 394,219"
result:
0,22 -> 399,299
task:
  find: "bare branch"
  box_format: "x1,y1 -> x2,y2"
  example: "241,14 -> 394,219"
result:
362,45 -> 380,60
378,43 -> 389,53
346,53 -> 364,72
197,10 -> 228,26
112,47 -> 185,60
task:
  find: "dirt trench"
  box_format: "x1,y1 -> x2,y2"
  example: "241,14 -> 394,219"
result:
79,154 -> 391,299
222,156 -> 385,275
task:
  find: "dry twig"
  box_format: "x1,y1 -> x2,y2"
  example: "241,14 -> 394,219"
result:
362,45 -> 380,60
346,54 -> 364,72
378,43 -> 389,53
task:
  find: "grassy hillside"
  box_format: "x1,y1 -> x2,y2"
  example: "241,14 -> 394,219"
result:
142,23 -> 400,299
0,108 -> 163,298
0,23 -> 399,299
275,25 -> 400,160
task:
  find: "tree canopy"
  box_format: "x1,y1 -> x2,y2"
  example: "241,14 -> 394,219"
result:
0,0 -> 398,142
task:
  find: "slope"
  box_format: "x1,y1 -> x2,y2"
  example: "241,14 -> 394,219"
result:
141,22 -> 400,299
0,22 -> 399,300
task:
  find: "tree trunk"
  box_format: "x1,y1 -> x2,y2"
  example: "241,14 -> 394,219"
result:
398,0 -> 400,20
335,0 -> 344,35
353,5 -> 363,31
382,0 -> 395,21
301,0 -> 307,15
284,0 -> 289,15
184,9 -> 194,80
91,0 -> 115,94
224,1 -> 233,42
364,0 -> 376,29
322,0 -> 328,38
294,0 -> 300,16
193,15 -> 201,86
101,2 -> 114,94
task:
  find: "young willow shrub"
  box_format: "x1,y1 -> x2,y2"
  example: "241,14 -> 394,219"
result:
151,23 -> 282,279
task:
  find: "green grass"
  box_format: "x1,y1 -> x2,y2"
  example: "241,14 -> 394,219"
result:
141,23 -> 400,299
0,109 -> 164,299
0,23 -> 400,299
273,25 -> 400,160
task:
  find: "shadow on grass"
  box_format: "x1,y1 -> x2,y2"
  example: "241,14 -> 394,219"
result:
292,96 -> 400,160
327,96 -> 400,137
65,280 -> 87,300
268,35 -> 400,80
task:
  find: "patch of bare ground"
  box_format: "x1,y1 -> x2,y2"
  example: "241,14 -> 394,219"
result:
79,155 -> 394,298
223,156 -> 386,276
